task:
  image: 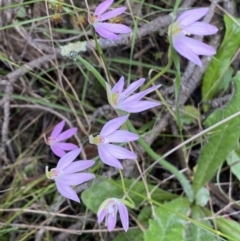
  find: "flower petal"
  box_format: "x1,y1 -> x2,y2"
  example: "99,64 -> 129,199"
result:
98,209 -> 107,223
107,130 -> 138,143
121,78 -> 145,99
182,36 -> 216,56
94,23 -> 119,39
54,142 -> 78,151
119,100 -> 160,113
183,21 -> 218,36
56,128 -> 77,142
100,7 -> 126,21
112,76 -> 124,93
94,0 -> 113,16
118,202 -> 129,232
173,34 -> 202,66
177,7 -> 209,26
100,115 -> 128,136
103,144 -> 136,160
63,160 -> 95,174
57,148 -> 81,170
95,22 -> 131,34
121,85 -> 161,104
51,145 -> 66,157
98,145 -> 123,169
55,181 -> 80,202
58,173 -> 95,186
51,120 -> 65,138
107,211 -> 117,231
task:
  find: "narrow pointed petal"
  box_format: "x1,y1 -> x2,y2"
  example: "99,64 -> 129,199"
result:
121,85 -> 160,104
98,145 -> 123,169
56,128 -> 77,142
58,173 -> 95,185
118,203 -> 129,232
100,115 -> 128,136
94,24 -> 119,39
95,22 -> 131,34
121,78 -> 145,98
51,145 -> 66,157
183,36 -> 216,56
107,212 -> 117,231
56,181 -> 80,202
119,100 -> 160,113
57,148 -> 81,170
103,144 -> 136,160
54,142 -> 78,151
63,160 -> 95,174
177,7 -> 209,26
51,120 -> 65,138
98,209 -> 107,223
107,130 -> 138,143
173,34 -> 202,66
94,0 -> 113,16
112,76 -> 124,93
183,22 -> 218,35
100,7 -> 126,21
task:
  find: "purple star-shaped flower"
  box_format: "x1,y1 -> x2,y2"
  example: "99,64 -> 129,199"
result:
89,115 -> 138,169
106,76 -> 161,113
88,0 -> 132,39
98,198 -> 129,232
44,120 -> 78,157
46,148 -> 95,203
169,7 -> 218,66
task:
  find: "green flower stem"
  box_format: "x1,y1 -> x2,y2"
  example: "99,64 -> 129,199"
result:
75,55 -> 106,89
119,169 -> 135,207
126,120 -> 194,202
91,27 -> 111,83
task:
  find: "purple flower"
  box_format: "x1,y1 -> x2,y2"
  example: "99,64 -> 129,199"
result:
98,198 -> 129,232
46,148 -> 95,203
44,120 -> 78,157
89,115 -> 138,169
106,76 -> 161,113
168,7 -> 218,66
88,0 -> 131,39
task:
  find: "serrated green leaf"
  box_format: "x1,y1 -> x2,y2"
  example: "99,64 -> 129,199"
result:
186,206 -> 219,241
226,148 -> 240,181
144,198 -> 190,241
193,71 -> 240,194
82,179 -> 178,213
113,229 -> 143,241
202,14 -> 240,110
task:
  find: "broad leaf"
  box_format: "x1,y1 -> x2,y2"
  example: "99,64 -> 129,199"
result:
193,71 -> 240,194
202,15 -> 240,110
186,206 -> 219,241
82,179 -> 177,213
113,229 -> 143,241
144,198 -> 190,241
226,148 -> 240,181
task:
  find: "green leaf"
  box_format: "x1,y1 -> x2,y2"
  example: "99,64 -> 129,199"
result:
193,71 -> 240,194
82,179 -> 178,213
195,188 -> 210,207
113,229 -> 143,241
144,198 -> 190,241
226,148 -> 240,181
202,14 -> 240,110
17,6 -> 26,19
186,206 -> 219,241
181,105 -> 200,125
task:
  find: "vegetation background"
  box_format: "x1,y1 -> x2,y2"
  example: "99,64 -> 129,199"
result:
1,0 -> 240,240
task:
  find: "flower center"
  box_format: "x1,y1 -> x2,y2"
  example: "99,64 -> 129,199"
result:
112,92 -> 119,106
46,167 -> 62,179
89,135 -> 109,145
168,22 -> 181,36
